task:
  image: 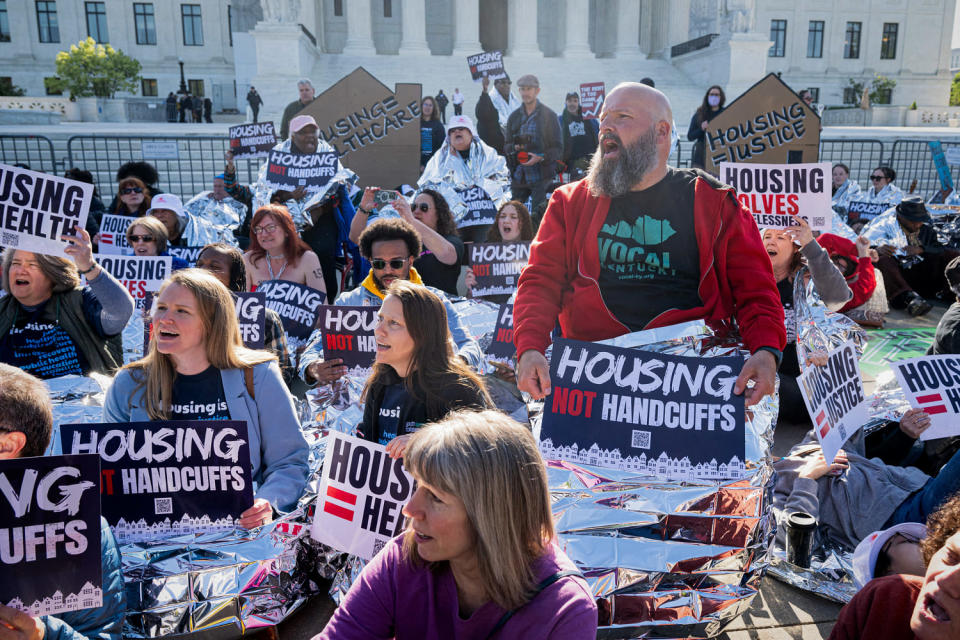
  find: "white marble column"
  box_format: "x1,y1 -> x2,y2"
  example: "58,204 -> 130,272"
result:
563,0 -> 592,58
399,0 -> 431,55
508,0 -> 542,57
341,0 -> 375,55
614,0 -> 642,58
648,0 -> 669,57
451,0 -> 482,55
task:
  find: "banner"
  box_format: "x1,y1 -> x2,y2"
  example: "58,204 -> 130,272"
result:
256,279 -> 326,342
469,241 -> 529,298
455,185 -> 497,228
484,303 -> 516,363
310,432 -> 415,560
235,291 -> 266,349
467,50 -> 507,81
319,305 -> 377,375
721,162 -> 830,230
0,163 -> 93,258
60,421 -> 254,543
579,82 -> 605,120
96,213 -> 133,255
263,150 -> 339,193
93,254 -> 172,310
0,454 -> 102,616
228,122 -> 278,159
893,354 -> 960,440
797,340 -> 870,463
929,141 -> 955,192
167,246 -> 204,265
539,337 -> 746,480
847,200 -> 888,224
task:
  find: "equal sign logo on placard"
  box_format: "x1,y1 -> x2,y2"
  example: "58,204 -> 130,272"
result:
916,393 -> 949,415
816,410 -> 831,439
323,485 -> 358,522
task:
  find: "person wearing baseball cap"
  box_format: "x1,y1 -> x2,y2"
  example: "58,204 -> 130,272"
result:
852,522 -> 928,590
147,193 -> 188,247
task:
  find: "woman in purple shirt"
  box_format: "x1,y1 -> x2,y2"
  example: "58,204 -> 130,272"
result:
315,410 -> 598,639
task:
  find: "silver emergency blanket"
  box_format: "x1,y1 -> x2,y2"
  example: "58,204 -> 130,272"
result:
831,179 -> 863,219
861,182 -> 905,206
825,209 -> 858,242
181,213 -> 240,248
860,208 -> 921,266
251,139 -> 358,231
184,192 -> 247,230
418,138 -> 511,226
489,89 -> 521,127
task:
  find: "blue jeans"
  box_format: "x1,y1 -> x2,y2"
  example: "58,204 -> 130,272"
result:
886,447 -> 960,526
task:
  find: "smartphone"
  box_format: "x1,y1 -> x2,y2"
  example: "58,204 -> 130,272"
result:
373,189 -> 401,210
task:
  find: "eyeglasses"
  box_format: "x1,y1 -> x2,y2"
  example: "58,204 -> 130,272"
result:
414,203 -> 430,212
870,175 -> 885,182
880,531 -> 923,555
121,187 -> 143,195
129,235 -> 155,243
253,223 -> 279,235
370,258 -> 408,270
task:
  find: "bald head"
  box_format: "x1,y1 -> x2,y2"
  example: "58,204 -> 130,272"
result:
604,82 -> 673,133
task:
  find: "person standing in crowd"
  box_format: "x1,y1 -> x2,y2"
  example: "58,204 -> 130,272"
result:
488,75 -> 521,131
177,92 -> 187,122
687,85 -> 726,170
514,82 -> 785,405
356,281 -> 490,449
504,74 -> 562,220
203,96 -> 213,123
299,218 -> 483,387
560,91 -> 599,177
475,75 -> 506,154
193,95 -> 203,123
435,89 -> 449,123
148,193 -> 189,248
243,204 -> 326,294
863,166 -> 904,205
464,200 -> 535,303
419,96 -> 445,172
165,91 -> 177,122
125,216 -> 189,270
0,363 -> 126,640
316,410 -> 598,639
104,269 -> 309,527
196,243 -> 295,387
280,79 -> 316,139
247,86 -> 263,122
182,93 -> 194,123
831,163 -> 863,219
452,87 -> 464,116
0,230 -> 135,379
112,177 -> 152,217
798,89 -> 814,107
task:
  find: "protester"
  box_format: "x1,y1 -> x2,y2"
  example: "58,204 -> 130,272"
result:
475,75 -> 506,154
929,256 -> 960,355
817,233 -> 883,326
560,91 -> 599,177
181,93 -> 193,122
243,204 -> 326,294
452,87 -> 464,116
65,167 -> 107,239
864,196 -> 960,317
863,166 -> 904,205
247,86 -> 263,122
687,85 -> 726,170
109,161 -> 160,212
487,75 -> 521,131
514,82 -> 785,406
852,522 -> 928,590
409,190 -> 463,296
419,96 -> 445,171
203,96 -> 213,123
831,163 -> 863,219
280,79 -> 316,139
165,91 -> 177,121
147,193 -> 188,247
0,231 -> 135,379
504,74 -> 562,220
299,218 -> 483,386
435,89 -> 448,123
125,216 -> 189,270
0,363 -> 126,640
463,200 -> 534,302
196,242 -> 295,387
315,410 -> 598,639
113,176 -> 152,217
103,269 -> 309,524
193,96 -> 203,123
184,174 -> 249,248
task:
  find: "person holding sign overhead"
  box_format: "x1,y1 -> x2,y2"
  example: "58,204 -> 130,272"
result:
243,205 -> 326,294
315,410 -> 597,639
103,269 -> 309,527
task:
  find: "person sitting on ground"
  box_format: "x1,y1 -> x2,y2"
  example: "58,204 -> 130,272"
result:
147,193 -> 189,248
314,410 -> 598,640
0,231 -> 135,379
0,363 -> 126,640
358,281 -> 491,451
928,256 -> 960,355
831,163 -> 863,220
862,166 -> 904,206
863,196 -> 960,318
103,269 -> 309,526
112,176 -> 152,217
243,204 -> 326,295
852,521 -> 929,591
125,216 -> 189,270
464,200 -> 535,303
107,162 -> 159,213
817,233 -> 881,326
299,218 -> 484,387
185,174 -> 250,248
196,243 -> 295,388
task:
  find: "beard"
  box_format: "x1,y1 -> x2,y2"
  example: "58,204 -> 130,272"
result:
587,126 -> 658,199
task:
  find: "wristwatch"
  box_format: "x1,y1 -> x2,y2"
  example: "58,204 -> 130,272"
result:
357,205 -> 373,215
755,346 -> 783,368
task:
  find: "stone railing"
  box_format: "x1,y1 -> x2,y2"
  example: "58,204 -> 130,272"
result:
0,96 -> 71,114
822,106 -> 960,127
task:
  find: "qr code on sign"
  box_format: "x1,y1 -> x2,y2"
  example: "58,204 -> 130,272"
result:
837,424 -> 848,441
154,497 -> 173,515
812,217 -> 825,227
372,538 -> 387,557
631,430 -> 651,449
1,232 -> 18,247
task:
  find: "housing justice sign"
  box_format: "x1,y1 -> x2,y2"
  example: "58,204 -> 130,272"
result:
539,337 -> 746,480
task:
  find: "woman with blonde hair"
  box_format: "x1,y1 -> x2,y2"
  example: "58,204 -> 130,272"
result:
316,410 -> 597,639
103,268 -> 309,527
124,215 -> 189,270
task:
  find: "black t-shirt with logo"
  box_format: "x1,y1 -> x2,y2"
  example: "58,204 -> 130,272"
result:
170,365 -> 231,421
0,303 -> 89,379
373,382 -> 417,446
596,168 -> 703,330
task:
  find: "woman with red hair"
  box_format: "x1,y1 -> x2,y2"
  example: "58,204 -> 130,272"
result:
242,205 -> 326,294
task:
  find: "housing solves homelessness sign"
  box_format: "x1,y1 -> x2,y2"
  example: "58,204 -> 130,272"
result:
539,338 -> 746,479
469,241 -> 529,298
93,254 -> 171,310
310,432 -> 415,560
60,421 -> 254,544
228,122 -> 277,159
319,305 -> 377,374
263,151 -> 339,193
256,279 -> 326,342
721,162 -> 830,231
893,354 -> 960,441
1,453 -> 102,616
0,163 -> 92,258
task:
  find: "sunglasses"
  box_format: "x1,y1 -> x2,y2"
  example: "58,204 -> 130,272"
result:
870,175 -> 885,181
414,203 -> 430,212
370,258 -> 408,270
121,187 -> 143,194
129,235 -> 155,243
253,223 -> 279,235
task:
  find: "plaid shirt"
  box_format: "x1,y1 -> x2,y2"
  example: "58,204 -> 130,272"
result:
264,309 -> 294,387
514,105 -> 543,186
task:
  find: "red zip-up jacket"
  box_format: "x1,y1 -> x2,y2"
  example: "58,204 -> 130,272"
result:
514,172 -> 787,356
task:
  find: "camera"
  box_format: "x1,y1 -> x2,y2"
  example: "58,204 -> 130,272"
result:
513,134 -> 533,164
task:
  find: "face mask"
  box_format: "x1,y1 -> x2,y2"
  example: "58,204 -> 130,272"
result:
707,95 -> 721,107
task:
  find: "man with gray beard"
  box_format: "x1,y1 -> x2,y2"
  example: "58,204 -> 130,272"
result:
513,82 -> 785,407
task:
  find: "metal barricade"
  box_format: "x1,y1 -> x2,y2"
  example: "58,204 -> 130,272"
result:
0,135 -> 58,174
818,139 -> 886,186
890,139 -> 960,198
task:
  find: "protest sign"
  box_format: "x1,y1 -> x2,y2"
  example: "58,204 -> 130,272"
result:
846,200 -> 888,224
797,340 -> 870,463
455,185 -> 497,228
235,291 -> 266,349
946,146 -> 960,166
319,305 -> 377,375
94,254 -> 171,310
467,50 -> 507,81
579,82 -> 605,119
0,163 -> 93,258
167,246 -> 204,265
703,74 -> 820,174
538,337 -> 746,480
0,453 -> 102,616
484,303 -> 516,363
929,141 -> 955,193
263,150 -> 339,193
96,214 -> 133,255
469,241 -> 529,298
228,122 -> 277,159
721,162 -> 830,230
310,432 -> 415,560
893,354 -> 960,440
256,279 -> 326,342
60,421 -> 254,543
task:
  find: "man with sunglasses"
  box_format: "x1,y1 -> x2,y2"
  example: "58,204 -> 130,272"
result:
298,218 -> 483,386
